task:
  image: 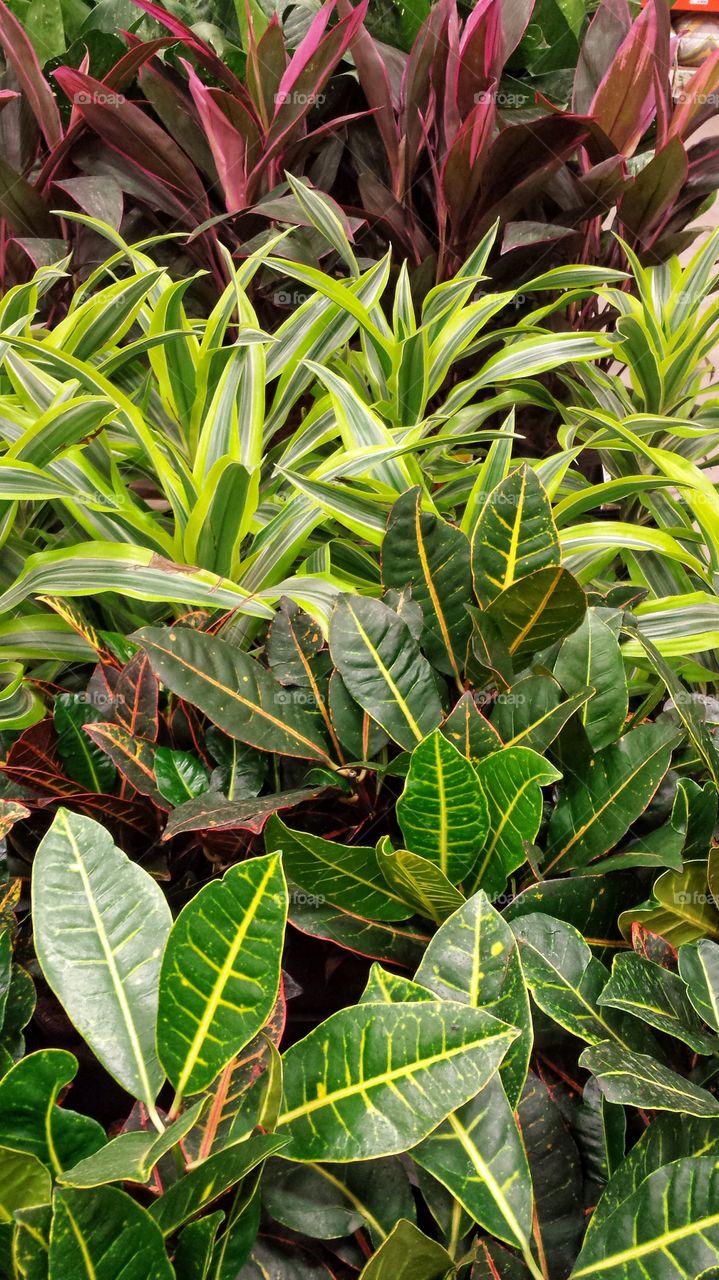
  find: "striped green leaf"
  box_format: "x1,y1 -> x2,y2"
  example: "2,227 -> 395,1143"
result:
157,853 -> 287,1104
586,1114 -> 719,1244
49,1186 -> 174,1279
265,816 -> 412,922
0,545 -> 274,620
554,608 -> 628,751
572,1156 -> 719,1278
369,904 -> 535,1265
276,1001 -> 516,1161
148,1133 -> 285,1237
416,891 -> 532,1109
329,595 -> 443,751
471,464 -> 560,607
485,566 -> 587,660
545,723 -> 677,874
32,810 -> 171,1109
375,840 -> 465,925
580,1042 -> 719,1118
0,1148 -> 50,1221
471,748 -> 561,899
510,915 -> 647,1053
396,729 -> 489,884
413,1077 -> 535,1259
599,953 -> 718,1053
135,626 -> 333,765
490,675 -> 592,754
382,488 -> 473,681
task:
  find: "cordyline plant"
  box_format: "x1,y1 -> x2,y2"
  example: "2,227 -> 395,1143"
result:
1,0 -> 719,296
3,440 -> 719,1275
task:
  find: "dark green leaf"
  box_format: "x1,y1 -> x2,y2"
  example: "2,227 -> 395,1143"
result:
554,608 -> 628,750
599,952 -> 718,1053
265,816 -> 411,921
441,693 -> 501,764
50,1186 -> 174,1279
581,1042 -> 719,1116
135,626 -> 333,764
484,566 -> 586,660
149,1134 -> 285,1237
157,853 -> 287,1101
397,729 -> 488,883
375,840 -> 465,924
328,595 -> 442,751
545,723 -> 677,874
358,1219 -> 453,1280
416,891 -> 532,1108
383,488 -> 473,680
490,674 -> 592,754
471,464 -> 560,607
472,748 -> 561,898
276,1001 -> 516,1161
154,747 -> 210,806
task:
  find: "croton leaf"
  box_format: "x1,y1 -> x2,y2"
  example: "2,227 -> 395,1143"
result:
375,839 -> 465,924
441,692 -> 502,763
0,1050 -> 104,1174
382,487 -> 473,681
32,809 -> 171,1108
358,1219 -> 453,1279
554,607 -> 628,751
135,626 -> 333,764
157,853 -> 287,1101
585,1113 -> 719,1243
396,728 -> 489,883
266,816 -> 412,921
49,1185 -> 174,1279
544,722 -> 677,874
510,914 -> 648,1052
599,952 -> 718,1053
328,594 -> 442,750
472,747 -> 561,898
148,1133 -> 285,1237
0,1147 -> 50,1221
261,1154 -> 415,1247
413,1075 -> 534,1254
490,674 -> 592,754
416,891 -> 532,1108
276,1001 -> 516,1160
484,565 -> 586,660
571,1156 -> 719,1279
471,463 -> 560,607
58,1103 -> 204,1189
581,1042 -> 719,1117
679,939 -> 719,1032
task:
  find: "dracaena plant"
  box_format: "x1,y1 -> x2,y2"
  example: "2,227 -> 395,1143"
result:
0,212 -> 619,680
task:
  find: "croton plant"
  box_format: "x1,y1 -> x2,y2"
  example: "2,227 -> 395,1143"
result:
1,460 -> 719,1278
